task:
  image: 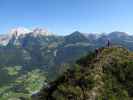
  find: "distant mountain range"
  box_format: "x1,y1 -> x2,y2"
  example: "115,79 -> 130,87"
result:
0,28 -> 133,99
0,28 -> 133,78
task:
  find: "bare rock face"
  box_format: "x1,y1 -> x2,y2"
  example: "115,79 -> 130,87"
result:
10,27 -> 31,37
32,28 -> 53,37
0,27 -> 54,46
0,35 -> 10,46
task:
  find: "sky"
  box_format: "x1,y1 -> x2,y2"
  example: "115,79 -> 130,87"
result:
0,0 -> 133,35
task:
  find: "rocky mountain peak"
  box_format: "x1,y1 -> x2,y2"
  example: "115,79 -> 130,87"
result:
108,31 -> 128,38
9,27 -> 31,37
9,27 -> 53,38
32,28 -> 53,37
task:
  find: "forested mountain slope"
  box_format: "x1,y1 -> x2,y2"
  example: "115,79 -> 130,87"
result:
34,46 -> 133,100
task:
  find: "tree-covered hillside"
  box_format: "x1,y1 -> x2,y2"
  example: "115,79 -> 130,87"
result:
34,46 -> 133,100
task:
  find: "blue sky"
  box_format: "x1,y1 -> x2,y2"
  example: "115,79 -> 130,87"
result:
0,0 -> 133,35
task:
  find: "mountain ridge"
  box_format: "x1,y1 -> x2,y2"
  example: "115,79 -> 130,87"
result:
0,28 -> 133,46
33,46 -> 133,100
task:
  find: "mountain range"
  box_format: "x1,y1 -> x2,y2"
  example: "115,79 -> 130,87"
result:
0,27 -> 133,99
0,28 -> 133,78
